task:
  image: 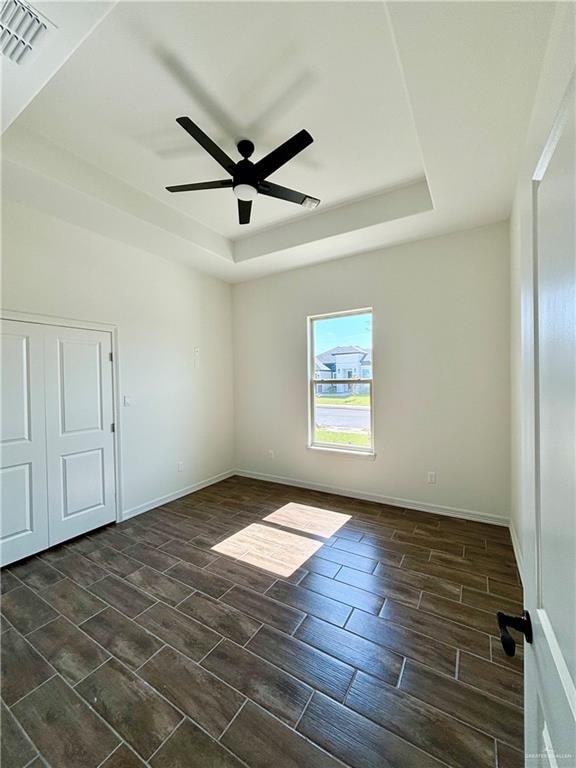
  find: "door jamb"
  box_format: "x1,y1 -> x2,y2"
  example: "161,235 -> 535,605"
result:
530,73 -> 574,607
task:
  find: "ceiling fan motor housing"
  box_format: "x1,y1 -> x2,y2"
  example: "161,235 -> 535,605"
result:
233,157 -> 257,186
233,155 -> 259,200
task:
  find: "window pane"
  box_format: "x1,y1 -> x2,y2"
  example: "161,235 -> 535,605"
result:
311,310 -> 373,451
313,381 -> 372,449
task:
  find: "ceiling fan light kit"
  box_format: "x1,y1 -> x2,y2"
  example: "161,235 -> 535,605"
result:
165,116 -> 320,225
233,184 -> 258,202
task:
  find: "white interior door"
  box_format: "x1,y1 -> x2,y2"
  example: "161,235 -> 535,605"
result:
44,325 -> 116,544
525,82 -> 576,766
0,321 -> 49,565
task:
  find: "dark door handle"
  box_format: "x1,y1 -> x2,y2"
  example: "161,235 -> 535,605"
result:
496,610 -> 533,657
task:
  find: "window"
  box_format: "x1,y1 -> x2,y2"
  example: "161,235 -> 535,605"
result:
308,308 -> 373,453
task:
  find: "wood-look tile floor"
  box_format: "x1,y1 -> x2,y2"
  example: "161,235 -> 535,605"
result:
0,476 -> 524,768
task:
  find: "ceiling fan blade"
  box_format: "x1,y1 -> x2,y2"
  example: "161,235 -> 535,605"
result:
159,50 -> 243,140
238,199 -> 252,225
176,117 -> 236,174
253,129 -> 313,180
246,72 -> 314,136
259,180 -> 314,205
166,180 -> 233,193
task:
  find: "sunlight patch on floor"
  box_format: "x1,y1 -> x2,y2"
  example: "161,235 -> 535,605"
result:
262,502 -> 351,538
211,522 -> 323,577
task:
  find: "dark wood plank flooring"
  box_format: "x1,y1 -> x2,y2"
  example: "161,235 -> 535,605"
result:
0,476 -> 524,768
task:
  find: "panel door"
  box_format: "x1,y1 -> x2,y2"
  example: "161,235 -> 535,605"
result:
525,84 -> 576,765
0,320 -> 49,565
44,325 -> 116,544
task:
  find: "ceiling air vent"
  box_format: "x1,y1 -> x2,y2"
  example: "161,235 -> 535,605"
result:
0,0 -> 52,65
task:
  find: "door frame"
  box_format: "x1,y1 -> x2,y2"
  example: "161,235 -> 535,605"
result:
525,73 -> 576,764
0,309 -> 123,524
531,71 -> 574,624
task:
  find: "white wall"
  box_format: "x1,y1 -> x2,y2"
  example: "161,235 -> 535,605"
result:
509,4 -> 575,577
233,222 -> 510,522
2,204 -> 512,526
1,201 -> 235,518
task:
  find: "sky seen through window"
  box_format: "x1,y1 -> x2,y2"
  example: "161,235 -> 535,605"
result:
314,311 -> 372,354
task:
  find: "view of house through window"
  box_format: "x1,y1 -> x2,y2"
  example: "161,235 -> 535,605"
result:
309,308 -> 373,452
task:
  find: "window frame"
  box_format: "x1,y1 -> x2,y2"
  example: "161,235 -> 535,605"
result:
307,307 -> 375,455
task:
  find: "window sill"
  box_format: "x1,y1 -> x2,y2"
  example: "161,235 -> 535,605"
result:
307,444 -> 377,460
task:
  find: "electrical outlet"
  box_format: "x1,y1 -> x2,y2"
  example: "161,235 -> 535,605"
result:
177,461 -> 184,472
426,471 -> 437,485
267,449 -> 276,460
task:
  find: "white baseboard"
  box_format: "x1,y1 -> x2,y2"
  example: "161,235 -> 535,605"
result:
234,469 -> 510,527
120,466 -> 510,530
509,522 -> 524,585
121,470 -> 236,521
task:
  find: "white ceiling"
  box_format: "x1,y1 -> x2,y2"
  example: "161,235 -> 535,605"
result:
0,1 -> 116,131
10,1 -> 423,238
2,1 -> 556,281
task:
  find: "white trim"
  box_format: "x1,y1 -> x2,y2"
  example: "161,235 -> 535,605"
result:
531,73 -> 575,610
234,469 -> 509,527
0,308 -> 117,333
509,522 -> 524,586
111,327 -> 124,524
307,307 -> 373,322
307,445 -> 376,460
307,307 -> 375,455
0,309 -> 123,524
533,74 -> 575,181
121,470 -> 236,521
542,722 -> 559,768
538,609 -> 576,723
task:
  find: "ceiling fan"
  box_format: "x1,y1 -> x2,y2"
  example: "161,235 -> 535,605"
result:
165,117 -> 320,225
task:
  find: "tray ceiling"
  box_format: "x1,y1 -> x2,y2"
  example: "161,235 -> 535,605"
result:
11,1 -> 424,239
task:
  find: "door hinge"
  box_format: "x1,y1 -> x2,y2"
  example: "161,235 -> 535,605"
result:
111,423 -> 115,433
109,352 -> 113,362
